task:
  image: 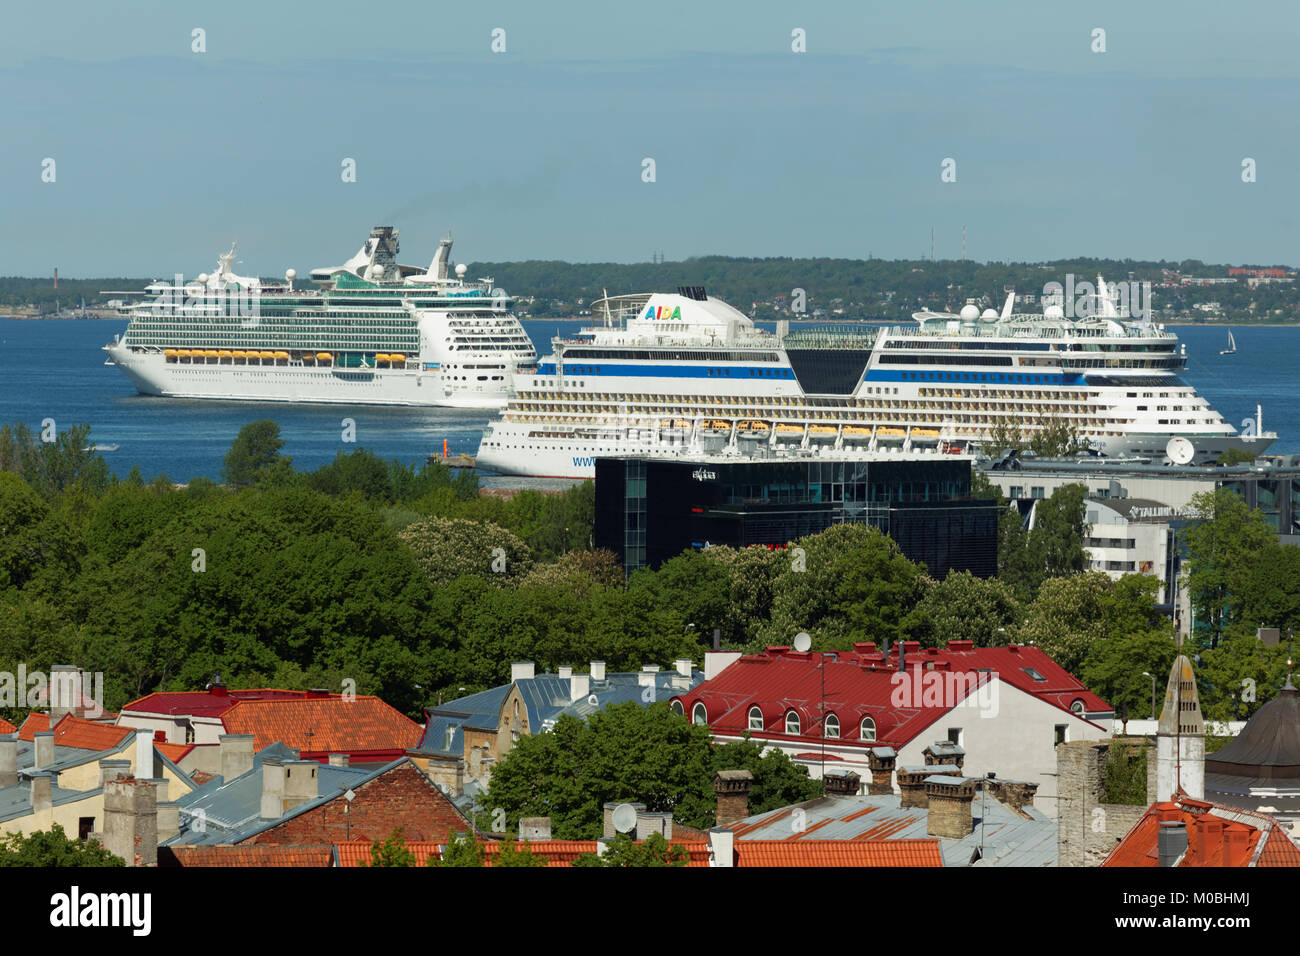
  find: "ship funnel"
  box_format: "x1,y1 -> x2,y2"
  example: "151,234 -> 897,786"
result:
430,237 -> 454,280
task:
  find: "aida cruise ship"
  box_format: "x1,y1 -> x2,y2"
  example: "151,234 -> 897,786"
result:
476,281 -> 1275,478
103,226 -> 536,408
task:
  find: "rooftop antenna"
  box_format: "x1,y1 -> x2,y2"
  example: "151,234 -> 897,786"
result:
930,226 -> 935,263
962,225 -> 967,263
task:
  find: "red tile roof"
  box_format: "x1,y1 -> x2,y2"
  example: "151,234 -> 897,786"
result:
161,845 -> 334,867
220,696 -> 422,758
734,838 -> 943,867
19,714 -> 130,751
1103,796 -> 1300,868
155,742 -> 194,763
675,642 -> 1109,750
0,717 -> 15,735
17,713 -> 49,740
122,687 -> 326,719
334,839 -> 713,867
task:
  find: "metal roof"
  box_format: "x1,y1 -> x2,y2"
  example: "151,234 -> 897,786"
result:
729,791 -> 1058,867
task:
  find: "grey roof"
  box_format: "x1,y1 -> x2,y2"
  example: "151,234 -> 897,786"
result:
413,669 -> 705,754
165,743 -> 377,846
0,780 -> 103,823
732,791 -> 1058,867
925,775 -> 969,786
869,747 -> 897,759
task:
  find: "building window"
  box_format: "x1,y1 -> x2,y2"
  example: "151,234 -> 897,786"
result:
78,817 -> 94,841
860,717 -> 876,742
670,700 -> 683,716
748,706 -> 764,731
1055,724 -> 1068,746
824,713 -> 840,738
948,728 -> 963,746
692,702 -> 708,726
785,711 -> 801,735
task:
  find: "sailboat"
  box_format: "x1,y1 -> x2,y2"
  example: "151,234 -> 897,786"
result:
1220,330 -> 1236,355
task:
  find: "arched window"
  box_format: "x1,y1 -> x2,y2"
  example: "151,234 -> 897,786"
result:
825,713 -> 840,738
860,717 -> 877,742
785,711 -> 801,735
692,702 -> 708,726
748,706 -> 764,731
670,700 -> 683,716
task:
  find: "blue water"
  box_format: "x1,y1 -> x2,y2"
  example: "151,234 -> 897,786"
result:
0,319 -> 1294,482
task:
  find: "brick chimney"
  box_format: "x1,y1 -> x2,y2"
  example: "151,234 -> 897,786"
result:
208,679 -> 228,697
30,771 -> 54,813
0,735 -> 16,788
99,758 -> 131,787
866,747 -> 896,795
519,817 -> 552,841
103,777 -> 158,867
823,769 -> 861,796
511,661 -> 535,682
590,661 -> 606,681
714,769 -> 754,826
923,741 -> 965,771
925,776 -> 977,839
1224,823 -> 1251,867
219,734 -> 255,781
34,731 -> 54,770
636,811 -> 673,841
328,753 -> 349,767
988,779 -> 1038,813
897,766 -> 933,809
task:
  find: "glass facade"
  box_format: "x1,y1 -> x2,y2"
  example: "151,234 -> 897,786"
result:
596,457 -> 995,578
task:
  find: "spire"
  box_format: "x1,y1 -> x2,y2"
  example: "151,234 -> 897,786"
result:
1156,655 -> 1205,801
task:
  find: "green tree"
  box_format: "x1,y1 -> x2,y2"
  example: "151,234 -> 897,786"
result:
222,420 -> 288,488
712,736 -> 822,813
398,516 -> 534,587
1181,488 -> 1275,649
571,832 -> 688,867
1079,629 -> 1177,722
494,839 -> 548,867
0,824 -> 124,867
1016,572 -> 1115,674
1001,483 -> 1088,601
365,827 -> 416,866
306,449 -> 395,503
432,830 -> 486,867
912,570 -> 1021,647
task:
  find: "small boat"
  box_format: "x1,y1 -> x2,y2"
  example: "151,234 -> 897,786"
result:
842,425 -> 873,441
876,426 -> 907,438
90,443 -> 119,453
1220,330 -> 1236,355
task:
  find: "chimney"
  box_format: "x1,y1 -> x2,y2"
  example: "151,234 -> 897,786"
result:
897,766 -> 937,809
637,670 -> 657,688
923,741 -> 966,772
511,661 -> 535,682
708,826 -> 735,867
34,731 -> 54,770
925,776 -> 977,839
0,735 -> 16,788
305,688 -> 330,699
208,680 -> 228,697
1224,824 -> 1251,867
569,673 -> 590,703
714,769 -> 754,826
260,757 -> 286,819
49,665 -> 84,723
989,779 -> 1038,813
704,651 -> 742,680
103,778 -> 158,867
99,758 -> 131,787
557,665 -> 572,680
135,730 -> 157,779
602,801 -> 647,838
636,811 -> 673,841
328,753 -> 349,767
156,800 -> 180,842
1158,820 -> 1188,867
30,772 -> 54,813
590,661 -> 606,682
519,817 -> 552,841
675,659 -> 693,678
866,747 -> 897,795
219,734 -> 255,781
823,770 -> 861,797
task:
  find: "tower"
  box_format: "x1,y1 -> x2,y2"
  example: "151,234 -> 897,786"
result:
1156,654 -> 1204,800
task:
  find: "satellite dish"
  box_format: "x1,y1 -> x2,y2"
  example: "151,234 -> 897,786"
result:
587,693 -> 598,707
793,631 -> 812,653
611,803 -> 638,834
285,268 -> 296,280
455,263 -> 468,276
1166,436 -> 1195,465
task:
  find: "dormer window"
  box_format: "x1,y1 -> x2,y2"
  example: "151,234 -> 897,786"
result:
824,714 -> 840,739
860,717 -> 877,742
785,711 -> 801,735
692,702 -> 708,726
748,706 -> 764,731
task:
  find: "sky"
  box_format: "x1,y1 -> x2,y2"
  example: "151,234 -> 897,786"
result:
3,0 -> 1299,276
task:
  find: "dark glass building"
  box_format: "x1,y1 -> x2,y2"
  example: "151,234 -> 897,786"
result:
595,456 -> 997,577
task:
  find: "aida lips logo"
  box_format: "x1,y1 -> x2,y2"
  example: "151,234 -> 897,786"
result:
643,305 -> 683,320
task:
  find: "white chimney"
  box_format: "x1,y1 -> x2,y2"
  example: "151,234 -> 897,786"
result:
570,673 -> 591,703
705,651 -> 743,681
558,665 -> 573,680
511,661 -> 535,682
637,671 -> 656,688
675,659 -> 693,678
590,661 -> 606,682
33,732 -> 54,770
135,731 -> 155,779
709,827 -> 735,868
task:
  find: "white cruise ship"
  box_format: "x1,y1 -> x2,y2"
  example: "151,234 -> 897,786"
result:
477,280 -> 1276,478
103,226 -> 537,408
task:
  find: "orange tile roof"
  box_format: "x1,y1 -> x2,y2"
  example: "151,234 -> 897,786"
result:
17,714 -> 131,751
0,717 -> 15,735
17,713 -> 49,740
161,845 -> 333,867
735,839 -> 944,867
155,742 -> 194,763
220,697 -> 422,755
1104,797 -> 1300,867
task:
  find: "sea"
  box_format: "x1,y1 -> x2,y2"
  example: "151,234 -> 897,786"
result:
0,319 -> 1294,484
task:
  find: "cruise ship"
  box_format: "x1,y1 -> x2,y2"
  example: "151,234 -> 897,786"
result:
476,280 -> 1276,478
103,226 -> 537,408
